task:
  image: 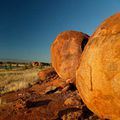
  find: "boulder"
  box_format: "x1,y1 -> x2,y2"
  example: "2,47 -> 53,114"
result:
76,13 -> 120,119
51,31 -> 89,83
38,67 -> 57,81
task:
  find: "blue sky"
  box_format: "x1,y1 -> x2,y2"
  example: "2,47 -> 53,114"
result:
0,0 -> 120,62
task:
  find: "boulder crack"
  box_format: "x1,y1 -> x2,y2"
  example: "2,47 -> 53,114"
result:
88,64 -> 93,91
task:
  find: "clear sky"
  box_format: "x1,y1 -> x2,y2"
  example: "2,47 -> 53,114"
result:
0,0 -> 120,62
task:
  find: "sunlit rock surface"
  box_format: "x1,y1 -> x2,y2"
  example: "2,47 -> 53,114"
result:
76,13 -> 120,119
51,30 -> 89,83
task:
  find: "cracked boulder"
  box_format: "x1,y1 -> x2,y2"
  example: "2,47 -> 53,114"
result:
51,31 -> 89,83
76,13 -> 120,119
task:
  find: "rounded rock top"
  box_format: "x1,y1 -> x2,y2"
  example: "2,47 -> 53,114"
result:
76,13 -> 120,119
51,30 -> 89,83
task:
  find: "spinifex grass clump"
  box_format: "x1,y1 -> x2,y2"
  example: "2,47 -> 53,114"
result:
0,68 -> 40,94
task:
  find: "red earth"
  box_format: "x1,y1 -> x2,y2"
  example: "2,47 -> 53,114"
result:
0,68 -> 103,120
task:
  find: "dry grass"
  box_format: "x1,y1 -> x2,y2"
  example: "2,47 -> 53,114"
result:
0,68 -> 45,95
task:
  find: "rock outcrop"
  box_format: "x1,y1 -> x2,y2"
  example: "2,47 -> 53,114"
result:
0,68 -> 99,120
76,13 -> 120,119
51,31 -> 89,83
38,67 -> 57,81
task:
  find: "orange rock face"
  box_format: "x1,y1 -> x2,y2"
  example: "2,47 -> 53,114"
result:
76,13 -> 120,119
51,31 -> 89,83
38,67 -> 57,80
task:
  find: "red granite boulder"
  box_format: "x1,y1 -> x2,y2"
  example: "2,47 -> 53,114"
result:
76,13 -> 120,119
51,31 -> 89,83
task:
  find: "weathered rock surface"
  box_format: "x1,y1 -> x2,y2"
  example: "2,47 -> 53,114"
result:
76,13 -> 120,119
51,30 -> 89,83
64,96 -> 80,106
38,67 -> 57,81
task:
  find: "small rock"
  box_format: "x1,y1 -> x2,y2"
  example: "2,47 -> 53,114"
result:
89,115 -> 99,120
64,97 -> 80,106
62,111 -> 82,120
15,100 -> 24,110
45,86 -> 58,94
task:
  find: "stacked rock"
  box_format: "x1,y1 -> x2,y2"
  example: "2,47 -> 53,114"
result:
51,13 -> 120,119
51,30 -> 89,84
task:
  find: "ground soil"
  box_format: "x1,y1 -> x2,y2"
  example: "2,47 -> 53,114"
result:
0,72 -> 104,120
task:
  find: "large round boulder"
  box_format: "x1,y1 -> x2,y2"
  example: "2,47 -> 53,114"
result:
76,13 -> 120,119
51,30 -> 89,83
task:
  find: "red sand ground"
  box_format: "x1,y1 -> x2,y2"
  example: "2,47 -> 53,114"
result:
0,70 -> 103,120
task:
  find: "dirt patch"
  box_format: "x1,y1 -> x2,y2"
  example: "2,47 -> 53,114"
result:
0,70 -> 105,120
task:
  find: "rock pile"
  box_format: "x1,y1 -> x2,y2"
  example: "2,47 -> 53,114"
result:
1,13 -> 119,120
51,13 -> 120,120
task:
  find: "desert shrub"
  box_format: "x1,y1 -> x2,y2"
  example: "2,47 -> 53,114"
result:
0,68 -> 40,94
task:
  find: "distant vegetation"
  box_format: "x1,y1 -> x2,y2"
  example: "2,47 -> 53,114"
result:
0,61 -> 51,94
0,61 -> 50,71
